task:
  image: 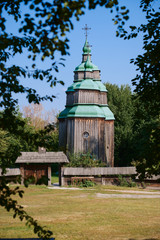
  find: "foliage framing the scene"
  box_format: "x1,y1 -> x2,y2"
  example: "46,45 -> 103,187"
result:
0,0 -> 159,237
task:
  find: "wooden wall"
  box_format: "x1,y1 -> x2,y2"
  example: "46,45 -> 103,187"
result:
66,118 -> 114,164
22,163 -> 48,181
59,118 -> 114,166
59,119 -> 67,148
74,70 -> 101,81
92,70 -> 101,80
105,120 -> 114,167
67,90 -> 107,106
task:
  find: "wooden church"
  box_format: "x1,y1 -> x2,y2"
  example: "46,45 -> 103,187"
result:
59,33 -> 115,166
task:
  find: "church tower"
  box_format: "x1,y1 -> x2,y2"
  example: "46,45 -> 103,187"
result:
59,29 -> 115,166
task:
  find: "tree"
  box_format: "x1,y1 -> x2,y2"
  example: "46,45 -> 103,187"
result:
113,0 -> 160,177
0,111 -> 53,238
0,128 -> 21,170
22,103 -> 58,130
105,83 -> 135,167
0,0 -> 125,113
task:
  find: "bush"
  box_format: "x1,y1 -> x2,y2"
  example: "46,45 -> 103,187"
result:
24,176 -> 36,185
36,175 -> 49,185
72,178 -> 96,188
80,180 -> 96,188
118,175 -> 136,187
67,152 -> 106,167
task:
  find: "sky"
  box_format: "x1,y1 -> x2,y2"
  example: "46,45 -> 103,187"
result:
5,0 -> 152,114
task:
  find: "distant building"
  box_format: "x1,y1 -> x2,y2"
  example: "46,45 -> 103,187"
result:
59,35 -> 114,166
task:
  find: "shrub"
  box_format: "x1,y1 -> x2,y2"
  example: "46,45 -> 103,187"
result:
118,175 -> 136,187
80,180 -> 96,188
24,176 -> 36,185
67,152 -> 106,167
36,175 -> 49,185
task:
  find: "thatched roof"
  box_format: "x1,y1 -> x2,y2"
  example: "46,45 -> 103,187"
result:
16,152 -> 69,164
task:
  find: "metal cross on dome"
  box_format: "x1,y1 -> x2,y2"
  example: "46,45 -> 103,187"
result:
82,24 -> 91,39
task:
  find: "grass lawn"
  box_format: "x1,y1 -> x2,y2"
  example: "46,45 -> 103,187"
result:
51,174 -> 59,184
0,185 -> 160,240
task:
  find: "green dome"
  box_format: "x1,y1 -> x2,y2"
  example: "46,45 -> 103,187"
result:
83,39 -> 91,54
67,104 -> 105,118
74,79 -> 99,91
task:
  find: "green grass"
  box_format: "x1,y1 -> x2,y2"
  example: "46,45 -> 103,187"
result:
0,185 -> 160,240
51,174 -> 59,184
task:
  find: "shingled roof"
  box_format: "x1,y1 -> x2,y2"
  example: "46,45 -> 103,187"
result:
16,152 -> 69,164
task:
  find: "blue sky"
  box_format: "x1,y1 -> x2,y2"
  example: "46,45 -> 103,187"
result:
6,0 -> 152,114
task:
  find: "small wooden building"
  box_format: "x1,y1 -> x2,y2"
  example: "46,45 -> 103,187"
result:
16,150 -> 69,186
59,38 -> 115,166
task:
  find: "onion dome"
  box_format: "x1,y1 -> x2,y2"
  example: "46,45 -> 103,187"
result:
83,39 -> 91,54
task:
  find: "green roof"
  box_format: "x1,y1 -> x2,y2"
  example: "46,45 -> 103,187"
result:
94,81 -> 107,92
100,106 -> 115,120
84,56 -> 94,71
74,79 -> 99,91
67,104 -> 105,118
58,107 -> 71,119
66,79 -> 107,92
66,82 -> 78,92
74,59 -> 99,72
59,104 -> 115,120
75,62 -> 85,71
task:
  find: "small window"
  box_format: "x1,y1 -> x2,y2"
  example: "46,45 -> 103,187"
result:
83,131 -> 89,138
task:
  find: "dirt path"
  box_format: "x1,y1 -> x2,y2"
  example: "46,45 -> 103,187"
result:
96,193 -> 160,199
48,185 -> 160,198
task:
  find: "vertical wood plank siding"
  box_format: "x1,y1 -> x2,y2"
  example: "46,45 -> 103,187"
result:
93,71 -> 101,80
100,92 -> 107,104
67,90 -> 108,105
66,92 -> 74,106
77,90 -> 99,104
105,120 -> 114,167
23,164 -> 48,181
59,119 -> 67,147
67,118 -> 75,153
